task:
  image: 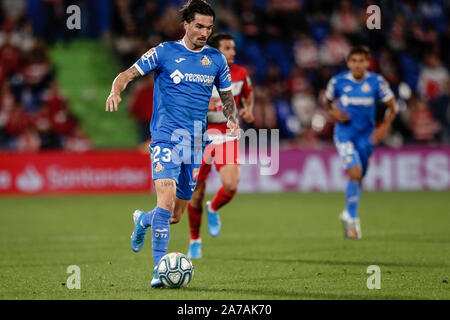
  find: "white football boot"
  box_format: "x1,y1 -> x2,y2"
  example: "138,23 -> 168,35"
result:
339,210 -> 362,239
151,267 -> 163,288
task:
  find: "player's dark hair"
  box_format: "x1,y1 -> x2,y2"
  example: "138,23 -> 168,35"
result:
181,0 -> 215,23
347,45 -> 371,60
207,33 -> 234,49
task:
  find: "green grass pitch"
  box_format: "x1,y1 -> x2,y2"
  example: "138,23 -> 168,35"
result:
0,191 -> 448,300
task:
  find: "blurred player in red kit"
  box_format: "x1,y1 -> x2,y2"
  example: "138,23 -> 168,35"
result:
187,33 -> 254,258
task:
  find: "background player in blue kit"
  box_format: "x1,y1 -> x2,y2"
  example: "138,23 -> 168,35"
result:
105,0 -> 239,287
325,46 -> 397,240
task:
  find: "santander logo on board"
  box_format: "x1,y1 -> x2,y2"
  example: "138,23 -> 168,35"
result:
16,165 -> 44,193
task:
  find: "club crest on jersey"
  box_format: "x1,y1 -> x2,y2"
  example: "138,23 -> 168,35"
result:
143,48 -> 156,61
362,82 -> 371,92
154,162 -> 164,173
201,55 -> 212,67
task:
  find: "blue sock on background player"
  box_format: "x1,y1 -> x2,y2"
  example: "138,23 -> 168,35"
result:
151,207 -> 172,266
346,180 -> 361,219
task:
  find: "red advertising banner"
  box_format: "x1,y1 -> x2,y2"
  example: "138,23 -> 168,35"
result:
205,146 -> 450,193
0,146 -> 449,195
0,151 -> 152,194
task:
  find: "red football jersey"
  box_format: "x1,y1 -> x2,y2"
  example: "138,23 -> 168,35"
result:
207,64 -> 253,134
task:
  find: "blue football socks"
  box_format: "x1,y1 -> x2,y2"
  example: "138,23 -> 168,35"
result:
151,207 -> 172,266
346,180 -> 361,219
141,210 -> 155,228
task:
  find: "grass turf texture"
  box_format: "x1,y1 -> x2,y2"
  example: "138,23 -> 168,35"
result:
0,192 -> 448,300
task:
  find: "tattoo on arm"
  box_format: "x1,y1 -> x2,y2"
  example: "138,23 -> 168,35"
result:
125,66 -> 141,80
111,66 -> 141,95
219,90 -> 236,119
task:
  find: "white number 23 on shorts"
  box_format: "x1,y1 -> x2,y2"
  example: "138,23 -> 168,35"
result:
152,146 -> 172,163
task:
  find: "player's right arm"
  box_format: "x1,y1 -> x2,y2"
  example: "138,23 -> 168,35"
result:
106,45 -> 163,112
106,66 -> 141,112
325,77 -> 350,123
325,99 -> 350,123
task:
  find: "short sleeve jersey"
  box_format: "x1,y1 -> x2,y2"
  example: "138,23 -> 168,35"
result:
325,71 -> 394,135
134,38 -> 232,146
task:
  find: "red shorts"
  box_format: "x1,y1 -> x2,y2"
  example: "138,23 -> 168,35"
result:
197,139 -> 240,182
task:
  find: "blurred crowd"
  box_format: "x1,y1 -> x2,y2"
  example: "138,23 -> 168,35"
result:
111,0 -> 450,147
1,0 -> 448,151
0,0 -> 91,152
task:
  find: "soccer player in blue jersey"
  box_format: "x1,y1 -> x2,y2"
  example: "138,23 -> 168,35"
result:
325,46 -> 397,239
105,0 -> 239,287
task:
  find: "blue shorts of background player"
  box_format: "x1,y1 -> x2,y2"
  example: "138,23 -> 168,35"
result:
150,141 -> 204,201
334,131 -> 375,177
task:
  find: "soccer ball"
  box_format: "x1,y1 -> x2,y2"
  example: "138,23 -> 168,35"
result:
156,252 -> 194,288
